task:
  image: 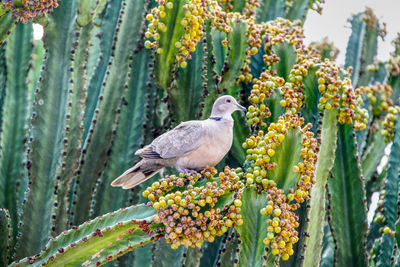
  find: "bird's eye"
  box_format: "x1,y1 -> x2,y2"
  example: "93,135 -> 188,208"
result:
226,99 -> 231,103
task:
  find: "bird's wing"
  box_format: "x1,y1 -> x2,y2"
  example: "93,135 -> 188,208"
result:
136,121 -> 204,159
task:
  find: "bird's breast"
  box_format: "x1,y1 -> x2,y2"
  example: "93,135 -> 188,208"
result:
175,121 -> 233,169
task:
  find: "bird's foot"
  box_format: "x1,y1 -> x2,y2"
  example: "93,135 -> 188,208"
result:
179,168 -> 198,175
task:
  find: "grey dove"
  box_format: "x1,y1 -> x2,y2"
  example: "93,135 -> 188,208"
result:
111,95 -> 246,189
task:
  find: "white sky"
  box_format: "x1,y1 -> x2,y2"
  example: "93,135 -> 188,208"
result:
304,0 -> 400,65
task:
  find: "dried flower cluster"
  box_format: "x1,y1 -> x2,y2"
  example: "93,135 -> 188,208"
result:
362,7 -> 387,39
1,0 -> 59,23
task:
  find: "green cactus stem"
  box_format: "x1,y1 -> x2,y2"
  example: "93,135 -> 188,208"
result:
0,208 -> 12,266
0,12 -> 16,46
91,48 -> 151,217
303,109 -> 338,266
256,0 -> 285,22
0,23 -> 32,255
15,1 -> 78,259
153,0 -> 187,90
376,113 -> 400,267
10,204 -> 160,267
345,13 -> 366,87
328,123 -> 368,266
71,0 -> 147,226
235,187 -> 270,266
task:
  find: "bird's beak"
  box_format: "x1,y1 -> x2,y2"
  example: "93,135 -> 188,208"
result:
236,103 -> 247,111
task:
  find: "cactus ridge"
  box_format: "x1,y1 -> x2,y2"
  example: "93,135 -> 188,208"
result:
71,0 -> 147,226
10,204 -> 160,266
0,23 -> 32,260
51,21 -> 92,236
16,1 -> 78,258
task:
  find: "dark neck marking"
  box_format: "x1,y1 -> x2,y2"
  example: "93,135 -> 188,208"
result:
210,116 -> 222,121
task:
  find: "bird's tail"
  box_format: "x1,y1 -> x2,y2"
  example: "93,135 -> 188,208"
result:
110,160 -> 162,189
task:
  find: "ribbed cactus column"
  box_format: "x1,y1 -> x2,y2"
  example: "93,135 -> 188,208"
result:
71,0 -> 147,226
0,23 -> 32,261
15,1 -> 78,259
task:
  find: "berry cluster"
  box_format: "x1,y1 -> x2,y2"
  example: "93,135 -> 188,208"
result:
241,114 -> 317,260
386,55 -> 400,76
261,186 -> 299,261
381,106 -> 400,143
240,20 -> 262,83
144,167 -> 243,249
280,64 -> 310,114
262,19 -> 305,66
144,0 -> 258,68
145,0 -> 206,67
309,37 -> 339,61
362,83 -> 393,116
245,71 -> 284,127
1,0 -> 59,23
316,60 -> 368,130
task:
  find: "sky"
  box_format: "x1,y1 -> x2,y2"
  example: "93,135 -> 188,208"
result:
303,0 -> 400,65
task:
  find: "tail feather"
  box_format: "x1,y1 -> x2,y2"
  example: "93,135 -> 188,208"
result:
111,160 -> 162,189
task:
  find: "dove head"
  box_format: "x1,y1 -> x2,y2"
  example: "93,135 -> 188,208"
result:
210,95 -> 246,118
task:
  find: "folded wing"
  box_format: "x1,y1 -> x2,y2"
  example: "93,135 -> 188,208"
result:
136,121 -> 204,159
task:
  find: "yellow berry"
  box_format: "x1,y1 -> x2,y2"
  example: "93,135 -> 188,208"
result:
175,41 -> 182,48
234,199 -> 242,207
383,226 -> 391,234
265,205 -> 273,214
267,232 -> 274,239
293,166 -> 300,173
267,149 -> 275,157
146,14 -> 153,21
144,40 -> 152,49
273,208 -> 281,217
282,253 -> 290,261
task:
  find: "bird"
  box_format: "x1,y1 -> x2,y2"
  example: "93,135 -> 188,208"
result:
110,95 -> 247,189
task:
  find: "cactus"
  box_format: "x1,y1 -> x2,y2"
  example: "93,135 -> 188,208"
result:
0,1 -> 400,266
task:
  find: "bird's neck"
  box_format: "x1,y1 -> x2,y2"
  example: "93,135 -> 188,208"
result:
209,113 -> 233,123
